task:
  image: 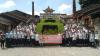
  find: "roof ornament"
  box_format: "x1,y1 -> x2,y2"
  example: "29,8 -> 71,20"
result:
43,6 -> 55,14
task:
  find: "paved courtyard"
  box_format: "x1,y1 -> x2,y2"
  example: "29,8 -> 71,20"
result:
0,46 -> 100,56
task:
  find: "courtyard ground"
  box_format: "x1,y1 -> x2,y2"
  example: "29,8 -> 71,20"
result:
0,46 -> 100,56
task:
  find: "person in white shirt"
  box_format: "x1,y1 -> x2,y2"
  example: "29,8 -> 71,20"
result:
34,33 -> 40,46
81,31 -> 86,46
68,31 -> 73,46
35,34 -> 39,41
89,32 -> 95,42
31,33 -> 35,39
95,31 -> 99,40
72,32 -> 77,46
77,30 -> 83,45
89,31 -> 95,46
95,31 -> 100,47
65,30 -> 70,38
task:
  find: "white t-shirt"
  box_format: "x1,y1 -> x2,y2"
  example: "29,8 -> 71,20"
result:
69,32 -> 73,37
35,34 -> 39,41
95,34 -> 99,39
78,32 -> 82,39
89,33 -> 95,42
65,31 -> 69,38
31,34 -> 35,39
81,32 -> 86,39
72,33 -> 76,40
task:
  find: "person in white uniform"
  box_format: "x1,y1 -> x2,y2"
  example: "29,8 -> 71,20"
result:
35,33 -> 39,46
68,31 -> 73,46
89,31 -> 95,46
81,31 -> 86,46
89,32 -> 95,42
72,32 -> 77,46
94,31 -> 99,47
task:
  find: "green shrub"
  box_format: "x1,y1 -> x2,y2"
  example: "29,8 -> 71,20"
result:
36,19 -> 64,34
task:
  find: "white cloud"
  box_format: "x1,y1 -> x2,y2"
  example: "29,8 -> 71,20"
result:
24,11 -> 44,15
35,11 -> 39,15
24,11 -> 32,15
0,0 -> 16,9
0,10 -> 5,13
35,11 -> 44,15
58,3 -> 72,13
67,12 -> 72,15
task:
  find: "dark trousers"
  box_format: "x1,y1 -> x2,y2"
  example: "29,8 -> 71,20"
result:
95,39 -> 99,46
1,41 -> 5,48
62,38 -> 66,45
72,40 -> 76,46
24,39 -> 27,46
68,37 -> 72,46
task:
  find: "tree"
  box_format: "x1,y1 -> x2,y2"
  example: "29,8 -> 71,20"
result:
79,0 -> 100,8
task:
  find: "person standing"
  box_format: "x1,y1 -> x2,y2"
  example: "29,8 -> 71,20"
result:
24,35 -> 27,46
0,34 -> 5,49
89,31 -> 95,46
72,32 -> 77,46
62,31 -> 66,46
35,32 -> 39,46
69,31 -> 73,46
94,31 -> 99,47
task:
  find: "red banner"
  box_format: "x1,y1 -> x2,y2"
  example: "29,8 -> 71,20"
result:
39,35 -> 62,44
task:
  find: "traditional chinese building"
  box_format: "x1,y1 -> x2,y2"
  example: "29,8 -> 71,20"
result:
40,6 -> 67,20
76,4 -> 100,39
0,10 -> 31,34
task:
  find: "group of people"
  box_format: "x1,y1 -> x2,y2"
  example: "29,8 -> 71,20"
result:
62,28 -> 91,46
0,31 -> 40,48
62,19 -> 99,47
5,32 -> 40,47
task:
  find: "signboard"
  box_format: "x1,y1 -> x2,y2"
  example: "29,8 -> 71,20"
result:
39,35 -> 62,44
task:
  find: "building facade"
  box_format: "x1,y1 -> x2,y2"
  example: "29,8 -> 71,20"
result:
40,6 -> 67,20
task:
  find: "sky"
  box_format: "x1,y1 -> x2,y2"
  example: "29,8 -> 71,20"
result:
0,0 -> 81,15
